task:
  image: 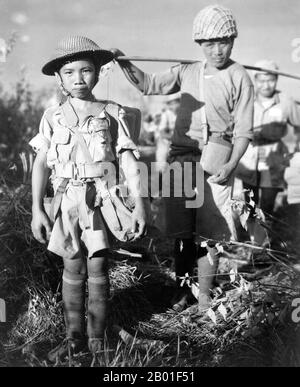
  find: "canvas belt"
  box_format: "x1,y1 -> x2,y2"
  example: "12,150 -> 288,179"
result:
48,177 -> 100,229
53,161 -> 112,179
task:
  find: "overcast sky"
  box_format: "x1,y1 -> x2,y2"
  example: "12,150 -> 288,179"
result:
0,0 -> 300,108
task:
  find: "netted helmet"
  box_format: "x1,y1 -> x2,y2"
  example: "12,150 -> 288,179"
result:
192,4 -> 238,41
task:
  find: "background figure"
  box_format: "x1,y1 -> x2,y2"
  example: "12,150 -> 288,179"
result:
237,60 -> 300,215
140,112 -> 161,146
155,94 -> 181,173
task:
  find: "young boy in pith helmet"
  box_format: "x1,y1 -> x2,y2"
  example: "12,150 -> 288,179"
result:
30,36 -> 146,362
237,59 -> 300,215
112,4 -> 254,312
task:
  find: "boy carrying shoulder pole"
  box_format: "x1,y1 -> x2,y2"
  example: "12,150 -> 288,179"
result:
113,4 -> 254,312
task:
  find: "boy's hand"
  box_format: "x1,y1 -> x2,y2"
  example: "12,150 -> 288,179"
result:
110,48 -> 126,60
31,209 -> 52,244
131,199 -> 147,240
207,161 -> 236,185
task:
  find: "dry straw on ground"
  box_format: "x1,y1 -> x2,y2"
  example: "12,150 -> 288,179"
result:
1,180 -> 300,367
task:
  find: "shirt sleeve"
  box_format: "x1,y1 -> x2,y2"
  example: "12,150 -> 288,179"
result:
115,107 -> 140,159
143,65 -> 182,95
233,83 -> 254,140
284,97 -> 300,131
29,111 -> 53,153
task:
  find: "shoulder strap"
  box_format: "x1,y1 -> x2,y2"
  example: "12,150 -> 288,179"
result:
105,101 -> 120,118
60,99 -> 79,127
60,98 -> 107,127
74,126 -> 94,163
60,99 -> 94,163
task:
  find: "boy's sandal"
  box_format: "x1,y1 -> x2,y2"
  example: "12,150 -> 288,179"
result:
88,338 -> 104,354
47,337 -> 87,363
171,294 -> 189,313
171,287 -> 197,313
88,338 -> 105,367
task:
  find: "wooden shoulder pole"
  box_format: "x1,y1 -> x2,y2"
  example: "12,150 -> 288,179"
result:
116,56 -> 300,81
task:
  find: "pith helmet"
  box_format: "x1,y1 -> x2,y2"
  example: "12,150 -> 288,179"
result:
192,4 -> 238,41
42,36 -> 114,76
253,59 -> 279,77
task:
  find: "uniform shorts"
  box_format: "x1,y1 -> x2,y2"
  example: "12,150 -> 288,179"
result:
47,183 -> 109,259
155,153 -> 237,242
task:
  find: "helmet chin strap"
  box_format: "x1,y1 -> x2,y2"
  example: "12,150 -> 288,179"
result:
54,72 -> 72,97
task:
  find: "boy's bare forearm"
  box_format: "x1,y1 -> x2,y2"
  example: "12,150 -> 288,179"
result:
121,150 -> 147,201
228,137 -> 250,168
118,61 -> 145,92
32,151 -> 50,211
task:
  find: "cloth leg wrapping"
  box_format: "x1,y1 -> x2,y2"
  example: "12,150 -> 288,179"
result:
87,275 -> 109,339
87,255 -> 110,339
62,269 -> 86,339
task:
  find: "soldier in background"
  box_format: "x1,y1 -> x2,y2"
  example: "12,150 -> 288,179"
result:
155,94 -> 181,173
237,60 -> 300,215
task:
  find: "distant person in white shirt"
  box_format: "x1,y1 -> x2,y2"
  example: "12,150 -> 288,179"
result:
237,60 -> 300,215
155,94 -> 181,172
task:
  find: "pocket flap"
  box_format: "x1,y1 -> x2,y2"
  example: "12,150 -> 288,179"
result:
89,117 -> 110,132
52,127 -> 71,144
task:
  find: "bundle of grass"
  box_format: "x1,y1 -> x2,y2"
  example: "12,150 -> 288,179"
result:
6,286 -> 64,350
137,263 -> 300,366
109,260 -> 141,290
107,260 -> 154,328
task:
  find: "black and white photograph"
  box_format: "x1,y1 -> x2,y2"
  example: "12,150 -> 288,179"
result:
0,0 -> 300,371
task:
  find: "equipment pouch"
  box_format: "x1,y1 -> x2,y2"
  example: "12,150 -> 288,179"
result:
200,136 -> 233,176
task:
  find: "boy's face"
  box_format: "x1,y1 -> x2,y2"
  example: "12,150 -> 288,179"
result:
58,59 -> 97,98
200,38 -> 234,69
255,73 -> 277,98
